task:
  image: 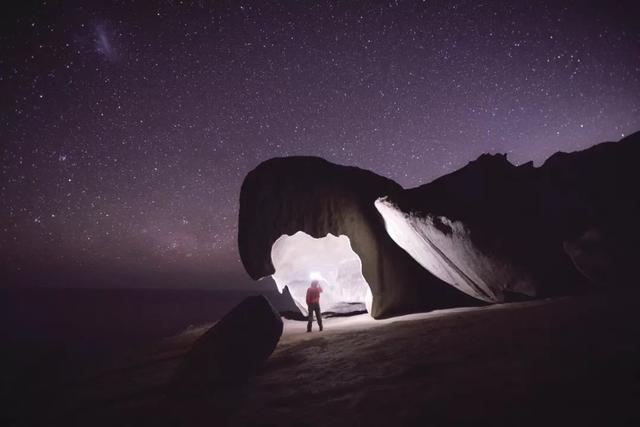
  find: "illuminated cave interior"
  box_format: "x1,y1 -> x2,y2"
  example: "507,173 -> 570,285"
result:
270,231 -> 372,316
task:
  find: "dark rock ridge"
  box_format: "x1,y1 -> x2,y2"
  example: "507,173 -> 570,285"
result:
380,131 -> 640,302
238,157 -> 481,319
238,132 -> 640,317
174,295 -> 283,387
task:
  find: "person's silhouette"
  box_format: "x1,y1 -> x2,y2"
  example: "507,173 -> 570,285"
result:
306,280 -> 323,332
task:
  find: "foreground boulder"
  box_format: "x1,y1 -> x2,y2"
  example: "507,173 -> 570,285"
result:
174,295 -> 283,387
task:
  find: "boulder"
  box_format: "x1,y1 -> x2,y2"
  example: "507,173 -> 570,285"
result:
174,295 -> 283,387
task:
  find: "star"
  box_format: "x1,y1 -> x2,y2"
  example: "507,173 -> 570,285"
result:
1,0 -> 639,288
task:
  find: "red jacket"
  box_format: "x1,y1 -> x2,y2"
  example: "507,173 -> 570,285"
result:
306,286 -> 323,304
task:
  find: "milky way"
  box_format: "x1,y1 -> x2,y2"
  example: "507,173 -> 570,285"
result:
1,0 -> 639,288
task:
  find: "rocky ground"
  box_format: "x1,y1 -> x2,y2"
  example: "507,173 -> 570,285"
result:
11,289 -> 640,427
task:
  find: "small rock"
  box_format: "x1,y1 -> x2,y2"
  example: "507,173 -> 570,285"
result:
174,295 -> 283,387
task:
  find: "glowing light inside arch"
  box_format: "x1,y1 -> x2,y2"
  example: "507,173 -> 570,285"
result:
270,231 -> 373,316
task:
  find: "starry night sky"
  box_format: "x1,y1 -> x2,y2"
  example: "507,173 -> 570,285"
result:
2,0 -> 639,289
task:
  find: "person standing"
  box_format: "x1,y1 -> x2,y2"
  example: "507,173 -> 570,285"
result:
306,280 -> 323,332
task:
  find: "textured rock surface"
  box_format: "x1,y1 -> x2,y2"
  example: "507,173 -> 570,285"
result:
238,157 -> 480,319
375,196 -> 535,302
174,295 -> 283,386
380,132 -> 640,302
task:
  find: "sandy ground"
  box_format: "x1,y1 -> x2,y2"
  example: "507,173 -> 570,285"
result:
10,290 -> 640,427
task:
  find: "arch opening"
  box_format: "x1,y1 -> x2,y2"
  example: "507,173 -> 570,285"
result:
270,231 -> 373,317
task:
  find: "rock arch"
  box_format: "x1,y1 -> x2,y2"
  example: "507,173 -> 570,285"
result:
238,156 -> 479,319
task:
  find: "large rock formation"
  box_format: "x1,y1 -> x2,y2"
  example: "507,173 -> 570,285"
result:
378,132 -> 640,302
238,157 -> 481,319
174,295 -> 283,387
238,132 -> 640,317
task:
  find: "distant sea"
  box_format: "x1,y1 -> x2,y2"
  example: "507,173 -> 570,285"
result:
0,287 -> 297,417
1,287 -> 296,363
